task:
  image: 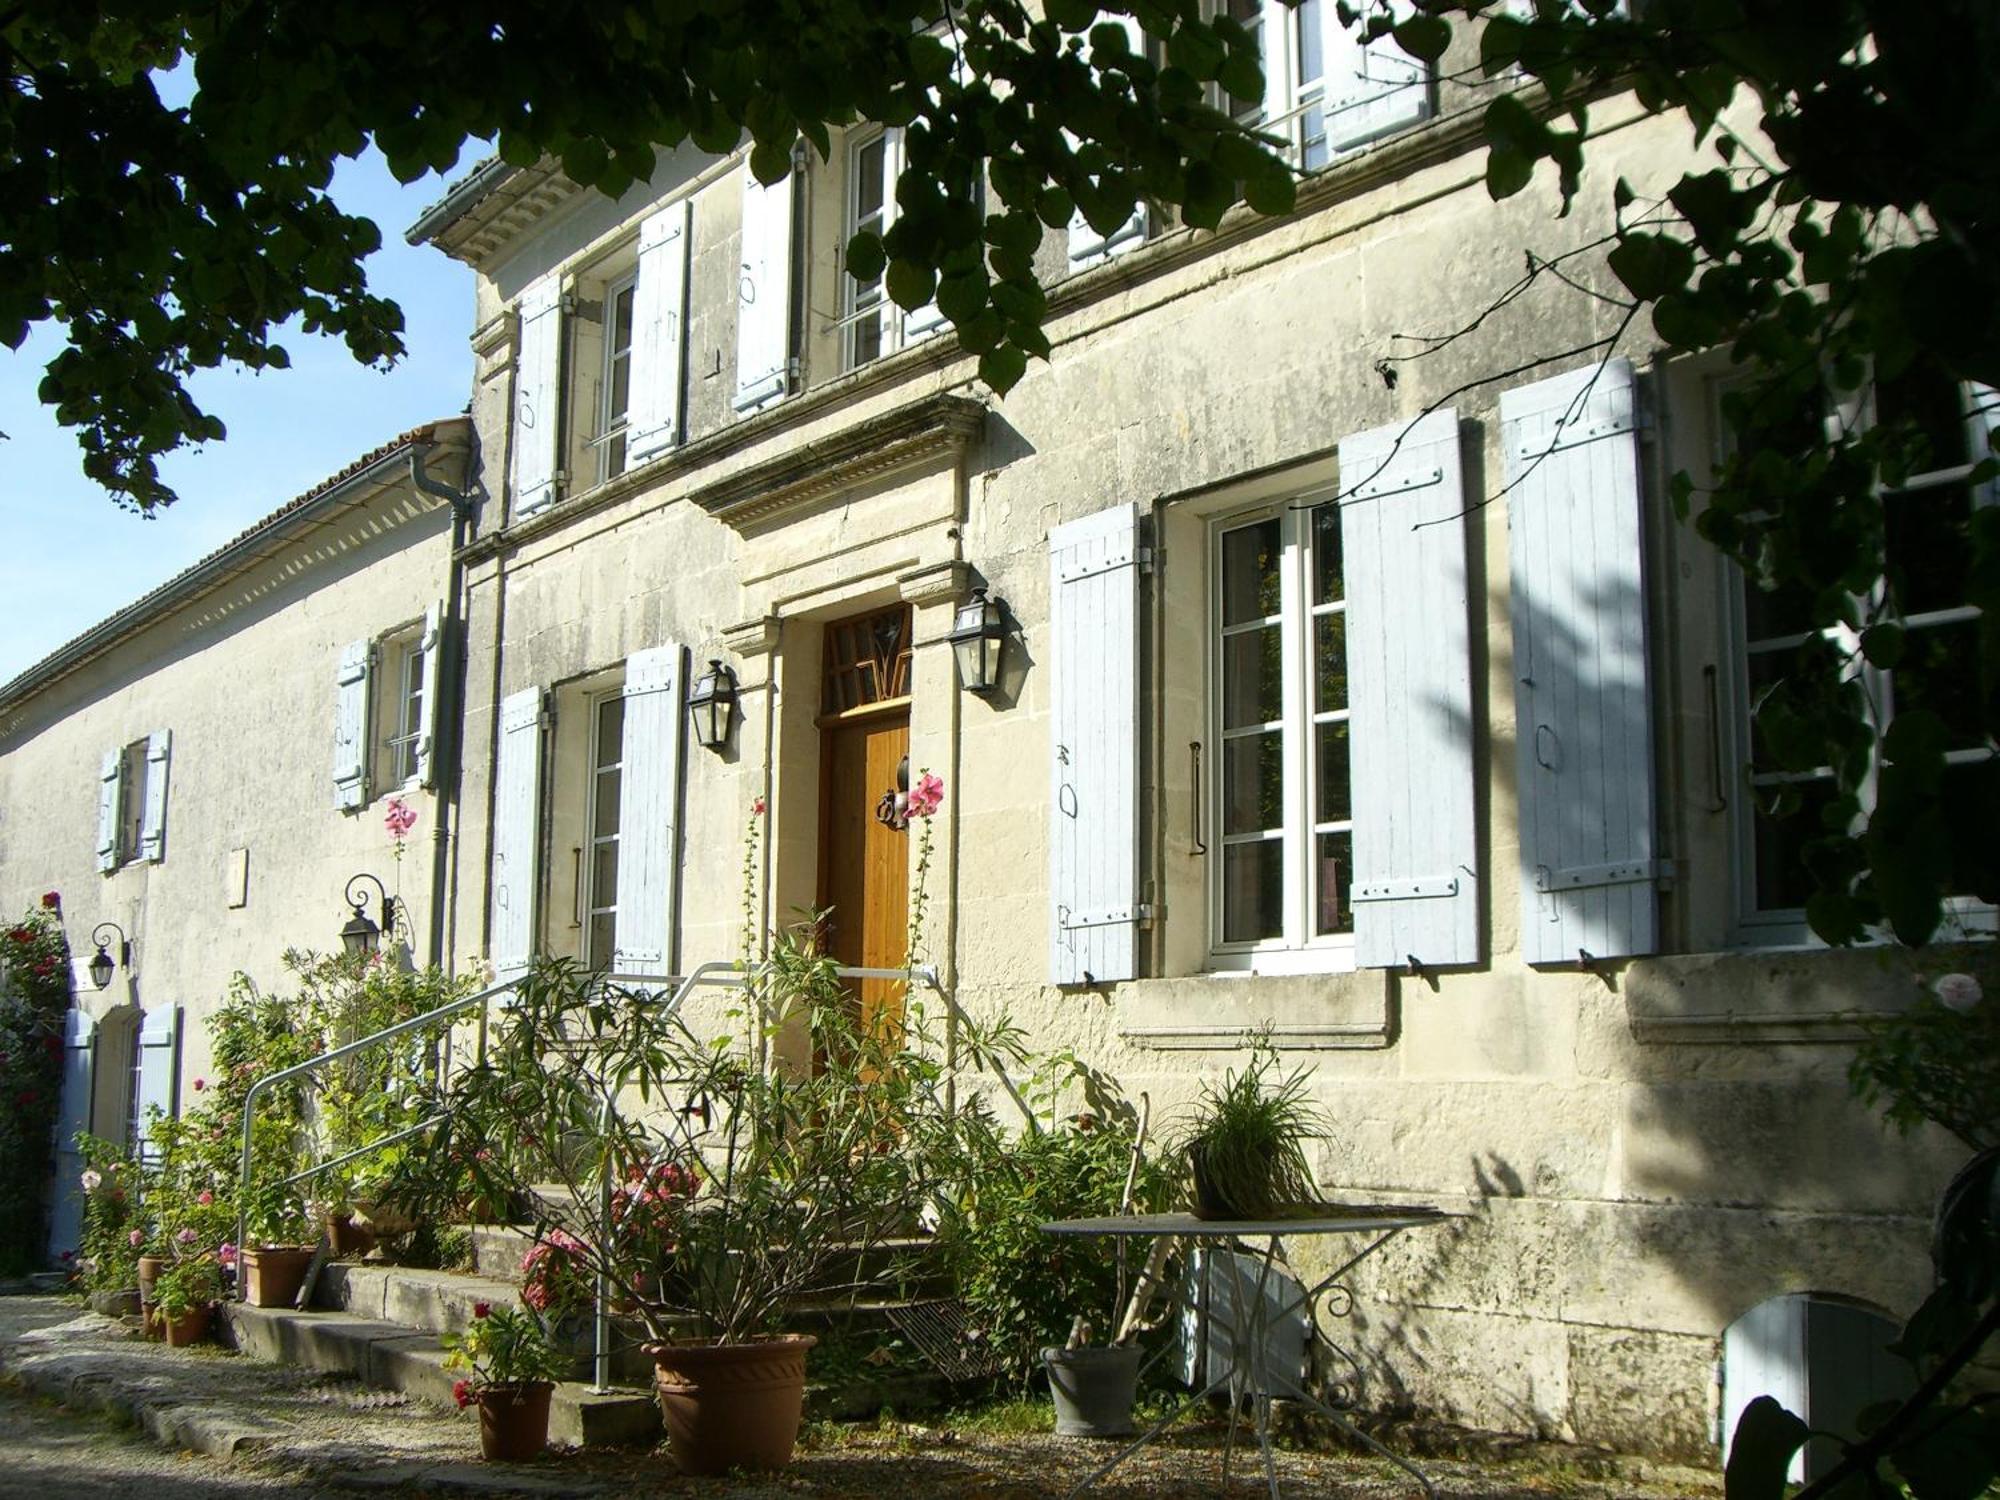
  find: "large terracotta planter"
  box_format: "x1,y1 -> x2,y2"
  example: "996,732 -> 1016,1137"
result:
475,1381 -> 553,1462
161,1302 -> 213,1348
648,1335 -> 816,1475
240,1245 -> 316,1308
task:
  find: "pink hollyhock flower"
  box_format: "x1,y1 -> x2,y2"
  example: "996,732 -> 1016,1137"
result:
196,1190 -> 213,1206
751,794 -> 767,816
907,770 -> 945,818
128,1230 -> 145,1248
453,1379 -> 472,1410
384,796 -> 418,840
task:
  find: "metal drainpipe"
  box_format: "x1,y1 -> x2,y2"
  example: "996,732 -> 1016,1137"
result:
408,442 -> 476,972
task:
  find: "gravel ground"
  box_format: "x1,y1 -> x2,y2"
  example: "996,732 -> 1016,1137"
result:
0,1297 -> 1721,1500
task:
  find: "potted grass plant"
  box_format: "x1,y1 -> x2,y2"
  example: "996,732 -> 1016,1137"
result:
1177,1046 -> 1331,1221
443,1302 -> 567,1461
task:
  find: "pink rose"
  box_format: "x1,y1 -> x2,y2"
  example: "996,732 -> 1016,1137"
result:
1933,973 -> 1984,1013
175,1227 -> 197,1246
472,1301 -> 491,1319
128,1230 -> 144,1248
218,1244 -> 238,1267
196,1190 -> 213,1206
453,1379 -> 472,1409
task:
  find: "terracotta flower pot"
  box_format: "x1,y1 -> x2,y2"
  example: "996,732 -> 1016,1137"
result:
647,1335 -> 816,1475
162,1302 -> 213,1348
240,1245 -> 316,1308
475,1381 -> 553,1462
325,1213 -> 376,1260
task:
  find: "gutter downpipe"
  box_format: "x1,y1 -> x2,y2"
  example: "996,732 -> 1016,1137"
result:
408,443 -> 477,972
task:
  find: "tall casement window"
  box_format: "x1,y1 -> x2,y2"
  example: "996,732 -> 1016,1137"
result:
584,693 -> 625,968
380,628 -> 428,788
1211,500 -> 1352,964
1730,370 -> 1998,934
1219,0 -> 1426,172
845,132 -> 892,369
598,273 -> 637,482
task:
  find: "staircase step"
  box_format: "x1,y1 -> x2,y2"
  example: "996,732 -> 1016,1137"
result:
220,1301 -> 660,1449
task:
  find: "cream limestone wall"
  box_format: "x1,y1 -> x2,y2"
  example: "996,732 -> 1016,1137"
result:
439,67 -> 1965,1458
0,437 -> 466,1115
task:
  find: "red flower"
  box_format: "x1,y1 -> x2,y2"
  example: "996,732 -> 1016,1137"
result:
472,1301 -> 491,1319
44,1036 -> 62,1055
7,929 -> 29,944
59,1249 -> 73,1261
16,1089 -> 36,1107
40,892 -> 59,911
452,1379 -> 472,1410
192,1077 -> 206,1092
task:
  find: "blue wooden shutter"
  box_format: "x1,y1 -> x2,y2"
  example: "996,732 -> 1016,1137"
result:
1502,358 -> 1658,965
134,1005 -> 180,1164
490,687 -> 546,981
47,1008 -> 96,1259
1722,1297 -> 1809,1482
333,637 -> 372,810
1326,0 -> 1429,154
1067,16 -> 1148,268
734,158 -> 796,413
415,605 -> 443,790
1339,407 -> 1479,968
512,274 -> 564,517
1049,503 -> 1144,985
627,200 -> 691,466
96,750 -> 121,872
614,645 -> 686,975
139,729 -> 171,863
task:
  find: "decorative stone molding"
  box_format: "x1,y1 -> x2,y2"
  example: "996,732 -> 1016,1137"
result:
1116,969 -> 1394,1050
694,394 -> 986,535
721,615 -> 781,658
895,560 -> 969,610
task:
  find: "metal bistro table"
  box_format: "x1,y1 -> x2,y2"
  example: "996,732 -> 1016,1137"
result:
1042,1208 -> 1450,1500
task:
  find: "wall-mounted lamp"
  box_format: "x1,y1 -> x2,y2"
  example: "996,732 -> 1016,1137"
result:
687,659 -> 739,752
88,922 -> 130,991
949,586 -> 1008,696
340,873 -> 396,958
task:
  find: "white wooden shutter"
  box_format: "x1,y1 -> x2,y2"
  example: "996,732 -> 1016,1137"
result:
1049,503 -> 1144,985
1502,358 -> 1658,965
1723,1297 -> 1808,1482
134,1004 -> 180,1163
47,1008 -> 95,1259
489,687 -> 546,980
139,729 -> 171,863
511,274 -> 564,517
627,200 -> 692,466
415,605 -> 444,790
614,645 -> 687,975
1326,0 -> 1429,154
96,750 -> 121,872
1339,407 -> 1479,969
1067,16 -> 1148,268
333,637 -> 372,810
734,158 -> 795,413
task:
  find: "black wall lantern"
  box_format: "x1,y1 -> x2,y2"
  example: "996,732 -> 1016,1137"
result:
340,873 -> 395,958
949,586 -> 1007,695
88,921 -> 130,990
688,659 -> 739,752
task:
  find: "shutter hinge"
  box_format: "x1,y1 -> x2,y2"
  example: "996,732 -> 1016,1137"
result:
1533,858 -> 1663,893
1061,905 -> 1148,931
560,291 -> 581,317
1351,875 -> 1460,904
1137,545 -> 1155,575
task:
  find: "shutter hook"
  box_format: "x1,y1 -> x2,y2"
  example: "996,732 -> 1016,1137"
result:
1534,723 -> 1561,771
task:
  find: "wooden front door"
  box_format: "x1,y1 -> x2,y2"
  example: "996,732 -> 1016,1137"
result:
818,708 -> 910,1035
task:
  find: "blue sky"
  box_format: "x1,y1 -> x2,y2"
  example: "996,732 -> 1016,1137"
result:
0,148 -> 476,686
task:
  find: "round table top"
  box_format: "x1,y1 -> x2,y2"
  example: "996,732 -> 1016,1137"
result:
1041,1206 -> 1450,1238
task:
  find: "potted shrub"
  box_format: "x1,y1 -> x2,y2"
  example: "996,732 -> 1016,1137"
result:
444,938 -> 1009,1475
153,1240 -> 225,1347
442,1302 -> 567,1461
1176,1047 -> 1330,1221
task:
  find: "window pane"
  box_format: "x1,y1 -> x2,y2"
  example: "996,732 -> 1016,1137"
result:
1875,366 -> 1969,474
1895,619 -> 1992,750
1220,518 -> 1281,625
595,696 -> 624,765
1311,504 -> 1342,604
1885,485 -> 1972,618
592,844 -> 619,908
1222,840 -> 1284,943
1316,721 -> 1350,824
1222,731 -> 1284,835
592,771 -> 621,838
1296,0 -> 1323,85
1314,611 -> 1347,714
1316,830 -> 1353,936
1222,625 -> 1283,728
1753,778 -> 1842,912
1228,0 -> 1264,125
1300,103 -> 1327,172
589,913 -> 616,970
856,138 -> 886,222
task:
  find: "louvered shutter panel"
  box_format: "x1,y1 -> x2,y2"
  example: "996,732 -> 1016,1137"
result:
1502,358 -> 1658,965
1339,407 -> 1479,968
1723,1297 -> 1808,1482
333,637 -> 372,810
614,645 -> 687,976
627,200 -> 692,466
734,159 -> 795,413
1049,503 -> 1144,985
134,1005 -> 180,1163
140,729 -> 171,863
1326,0 -> 1429,154
511,274 -> 563,517
1067,17 -> 1148,268
96,750 -> 121,871
489,687 -> 545,981
415,605 -> 444,790
47,1008 -> 96,1259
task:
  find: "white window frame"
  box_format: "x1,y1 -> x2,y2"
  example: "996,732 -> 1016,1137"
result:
582,689 -> 625,970
1206,495 -> 1356,973
840,128 -> 899,371
377,627 -> 427,793
596,270 -> 638,484
116,739 -> 149,866
1721,373 -> 1999,945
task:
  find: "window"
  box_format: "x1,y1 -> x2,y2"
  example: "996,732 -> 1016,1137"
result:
583,692 -> 625,968
597,272 -> 637,483
117,740 -> 149,865
1729,370 -> 1998,931
1210,500 -> 1352,964
377,628 -> 429,790
98,731 -> 170,870
845,132 -> 894,369
334,611 -> 438,810
1222,0 -> 1427,172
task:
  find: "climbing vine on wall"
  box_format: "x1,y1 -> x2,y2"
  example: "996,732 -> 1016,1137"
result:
0,895 -> 73,1275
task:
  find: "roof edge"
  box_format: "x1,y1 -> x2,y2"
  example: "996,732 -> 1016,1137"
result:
406,157 -> 521,247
